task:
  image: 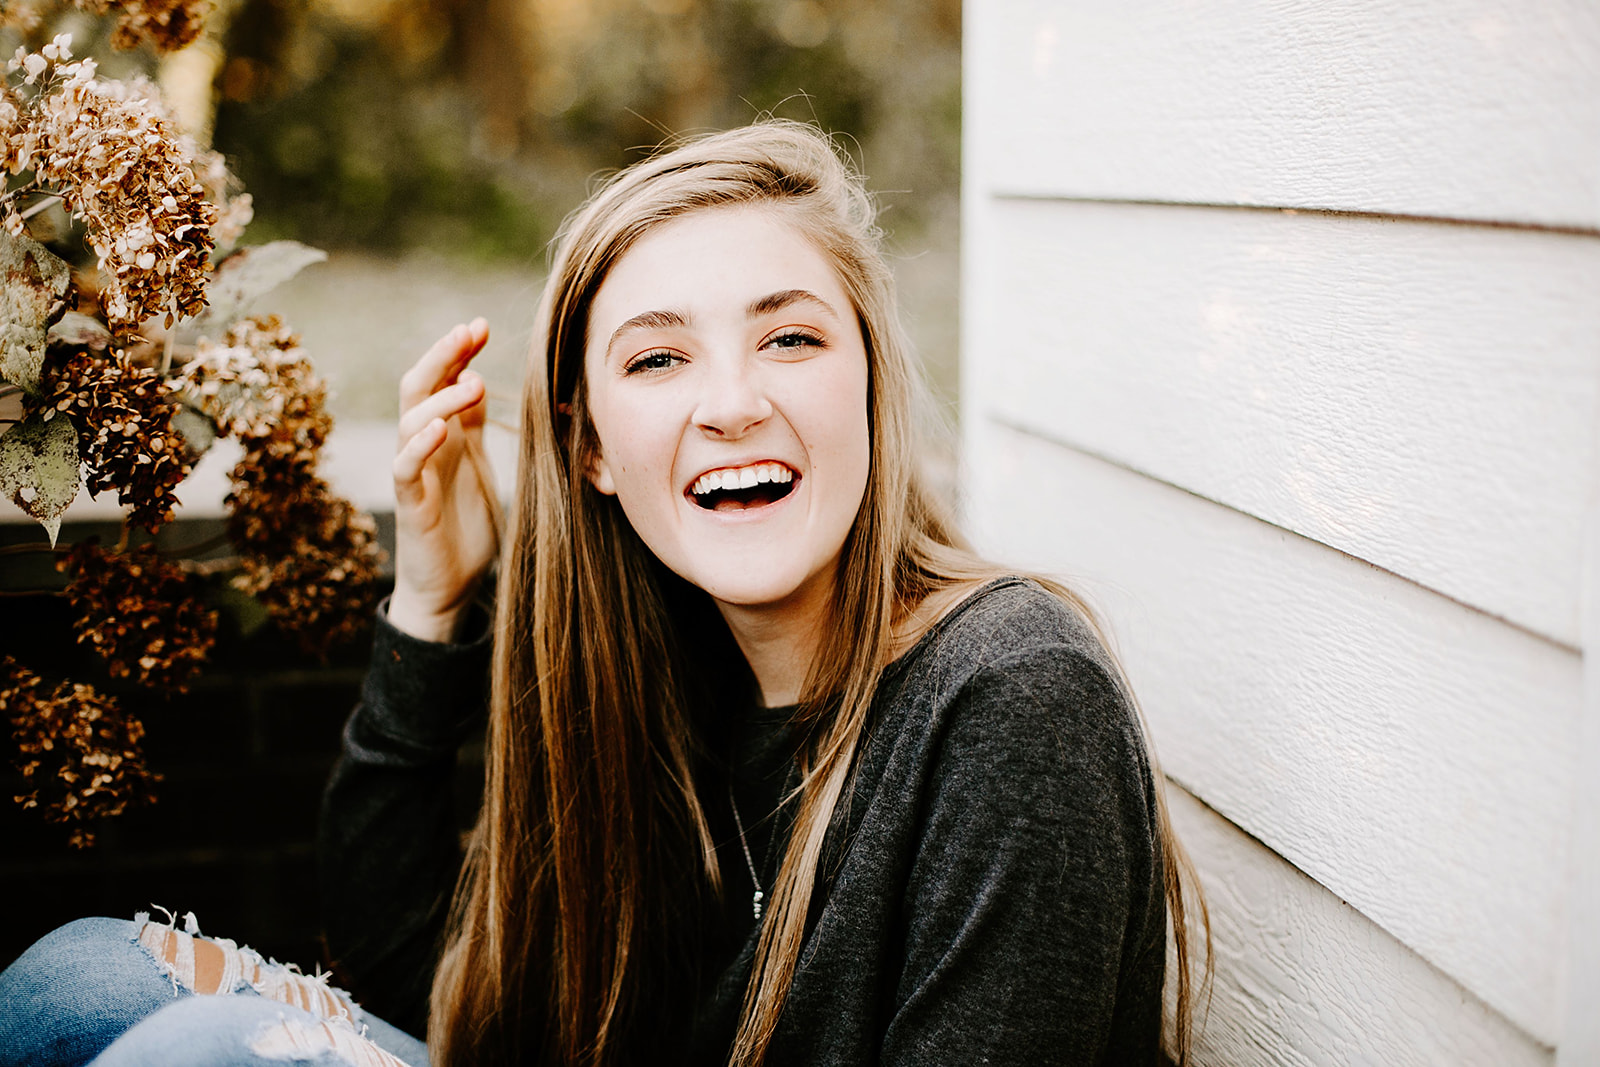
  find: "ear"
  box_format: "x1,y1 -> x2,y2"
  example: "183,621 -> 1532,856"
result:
588,448 -> 618,496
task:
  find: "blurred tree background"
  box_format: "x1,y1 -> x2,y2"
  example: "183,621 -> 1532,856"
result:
206,0 -> 962,420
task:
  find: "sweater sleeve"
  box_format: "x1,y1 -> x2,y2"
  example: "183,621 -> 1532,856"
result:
318,599 -> 492,1038
881,645 -> 1167,1066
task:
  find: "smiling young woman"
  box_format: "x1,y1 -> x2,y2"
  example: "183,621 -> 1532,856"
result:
391,121 -> 1207,1066
0,122 -> 1206,1067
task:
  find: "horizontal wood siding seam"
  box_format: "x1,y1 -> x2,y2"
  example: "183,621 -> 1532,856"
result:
986,192 -> 1600,241
1167,784 -> 1553,1066
965,420 -> 1580,1044
977,411 -> 1578,655
967,0 -> 1600,228
973,197 -> 1599,646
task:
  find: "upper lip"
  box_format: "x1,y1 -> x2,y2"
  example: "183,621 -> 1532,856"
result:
683,458 -> 801,497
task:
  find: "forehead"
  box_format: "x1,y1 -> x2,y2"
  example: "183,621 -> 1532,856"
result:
586,206 -> 851,341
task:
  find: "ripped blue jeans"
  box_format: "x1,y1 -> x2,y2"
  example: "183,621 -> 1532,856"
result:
0,914 -> 428,1067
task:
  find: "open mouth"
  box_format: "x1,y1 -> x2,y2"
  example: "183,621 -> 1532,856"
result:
688,462 -> 799,512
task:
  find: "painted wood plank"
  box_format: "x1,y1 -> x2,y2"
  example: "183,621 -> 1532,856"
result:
966,0 -> 1600,228
963,421 -> 1581,1045
1559,452 -> 1600,1062
1167,787 -> 1550,1066
973,198 -> 1600,647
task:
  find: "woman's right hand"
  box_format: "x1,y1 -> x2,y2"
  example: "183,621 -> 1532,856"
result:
388,318 -> 499,643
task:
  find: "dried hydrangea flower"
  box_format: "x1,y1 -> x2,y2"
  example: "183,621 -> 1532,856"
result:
231,490 -> 384,654
179,316 -> 384,653
2,657 -> 160,849
45,347 -> 193,532
59,542 -> 218,692
224,425 -> 385,654
70,0 -> 215,54
0,0 -> 47,33
0,80 -> 28,186
179,316 -> 329,450
14,42 -> 216,329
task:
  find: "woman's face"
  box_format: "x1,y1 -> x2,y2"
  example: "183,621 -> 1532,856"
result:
582,204 -> 871,615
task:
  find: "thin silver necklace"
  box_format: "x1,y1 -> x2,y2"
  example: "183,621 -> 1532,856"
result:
728,783 -> 768,920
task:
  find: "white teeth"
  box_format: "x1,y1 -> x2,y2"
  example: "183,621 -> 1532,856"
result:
691,462 -> 796,496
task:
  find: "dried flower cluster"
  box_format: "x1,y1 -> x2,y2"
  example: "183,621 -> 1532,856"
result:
4,39 -> 215,329
60,542 -> 218,692
1,0 -> 210,53
2,657 -> 159,848
1,3 -> 382,849
0,0 -> 47,33
231,494 -> 382,651
73,0 -> 214,53
0,82 -> 24,171
45,347 -> 192,531
182,316 -> 330,449
182,317 -> 384,653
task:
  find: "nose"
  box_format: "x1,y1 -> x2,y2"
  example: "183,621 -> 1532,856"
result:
692,355 -> 772,438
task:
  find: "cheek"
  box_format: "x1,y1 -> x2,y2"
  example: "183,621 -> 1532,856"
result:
588,400 -> 681,511
808,364 -> 872,503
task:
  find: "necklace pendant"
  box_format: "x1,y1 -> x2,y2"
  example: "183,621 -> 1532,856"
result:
752,891 -> 764,920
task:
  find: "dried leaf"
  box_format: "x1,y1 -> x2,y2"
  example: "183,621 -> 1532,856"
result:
0,411 -> 81,545
197,242 -> 327,330
170,401 -> 216,460
212,582 -> 270,638
0,230 -> 72,396
47,312 -> 113,352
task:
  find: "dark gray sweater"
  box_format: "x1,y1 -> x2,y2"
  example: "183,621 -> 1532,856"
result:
320,577 -> 1166,1065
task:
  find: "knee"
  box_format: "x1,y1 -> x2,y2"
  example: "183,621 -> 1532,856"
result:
1,917 -> 142,988
93,996 -> 417,1067
0,917 -> 180,1067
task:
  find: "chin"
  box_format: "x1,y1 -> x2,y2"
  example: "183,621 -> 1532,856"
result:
685,559 -> 832,612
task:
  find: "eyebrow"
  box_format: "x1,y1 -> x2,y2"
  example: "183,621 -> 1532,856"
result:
605,290 -> 839,361
747,288 -> 838,319
605,308 -> 688,362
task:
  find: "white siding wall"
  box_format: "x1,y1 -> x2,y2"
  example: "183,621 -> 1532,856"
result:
960,2 -> 1600,1063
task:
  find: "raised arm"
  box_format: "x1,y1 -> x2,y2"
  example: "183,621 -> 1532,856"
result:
388,318 -> 500,644
318,322 -> 502,1034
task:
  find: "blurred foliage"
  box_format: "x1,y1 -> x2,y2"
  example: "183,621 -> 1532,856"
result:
211,0 -> 961,262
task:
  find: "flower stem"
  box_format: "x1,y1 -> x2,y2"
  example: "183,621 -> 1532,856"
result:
179,555 -> 239,577
19,192 -> 64,221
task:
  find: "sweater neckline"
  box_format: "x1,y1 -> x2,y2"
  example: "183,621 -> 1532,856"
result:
750,575 -> 1029,715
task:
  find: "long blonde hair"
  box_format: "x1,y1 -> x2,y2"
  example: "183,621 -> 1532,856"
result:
428,120 -> 1207,1066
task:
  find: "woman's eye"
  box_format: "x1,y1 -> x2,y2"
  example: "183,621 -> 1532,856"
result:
625,350 -> 681,374
763,329 -> 825,352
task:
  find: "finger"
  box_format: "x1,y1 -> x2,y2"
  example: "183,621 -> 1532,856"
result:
454,370 -> 490,431
397,375 -> 486,441
399,320 -> 490,411
393,417 -> 448,503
